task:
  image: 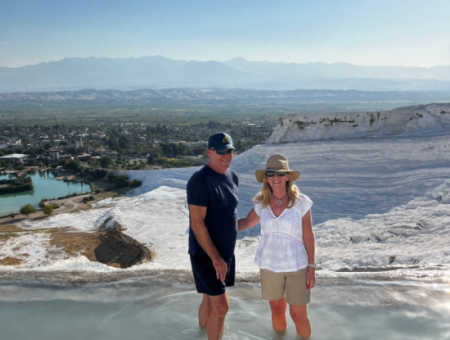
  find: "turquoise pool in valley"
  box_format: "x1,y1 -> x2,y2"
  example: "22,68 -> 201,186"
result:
0,171 -> 91,216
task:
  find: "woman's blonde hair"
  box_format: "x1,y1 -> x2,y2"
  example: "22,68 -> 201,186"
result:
253,174 -> 300,209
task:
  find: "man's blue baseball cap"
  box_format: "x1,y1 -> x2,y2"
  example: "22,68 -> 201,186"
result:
208,132 -> 235,151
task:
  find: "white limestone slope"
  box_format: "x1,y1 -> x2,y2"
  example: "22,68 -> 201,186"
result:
7,133 -> 450,274
231,137 -> 450,271
268,103 -> 450,143
2,103 -> 450,275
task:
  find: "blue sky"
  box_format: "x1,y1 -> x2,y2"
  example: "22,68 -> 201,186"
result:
1,0 -> 449,67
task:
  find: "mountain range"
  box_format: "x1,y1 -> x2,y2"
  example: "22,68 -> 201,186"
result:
1,56 -> 450,93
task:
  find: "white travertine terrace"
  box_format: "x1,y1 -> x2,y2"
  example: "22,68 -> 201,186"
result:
267,104 -> 450,143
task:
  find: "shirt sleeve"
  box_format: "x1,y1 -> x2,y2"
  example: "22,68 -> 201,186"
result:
233,171 -> 239,187
253,202 -> 262,216
298,194 -> 313,218
187,174 -> 209,207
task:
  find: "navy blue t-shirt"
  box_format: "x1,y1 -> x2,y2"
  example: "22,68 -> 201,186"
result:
187,165 -> 239,258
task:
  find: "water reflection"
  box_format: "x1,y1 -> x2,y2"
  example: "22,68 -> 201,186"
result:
0,279 -> 449,340
0,171 -> 91,215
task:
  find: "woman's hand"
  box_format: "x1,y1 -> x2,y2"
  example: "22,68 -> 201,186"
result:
306,267 -> 316,290
302,210 -> 316,290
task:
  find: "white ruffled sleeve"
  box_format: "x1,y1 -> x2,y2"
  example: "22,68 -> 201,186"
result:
253,201 -> 263,216
297,194 -> 313,217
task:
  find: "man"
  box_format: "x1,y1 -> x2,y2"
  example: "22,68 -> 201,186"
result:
187,132 -> 238,340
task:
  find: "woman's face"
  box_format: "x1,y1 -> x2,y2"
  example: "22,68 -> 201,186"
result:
266,172 -> 290,190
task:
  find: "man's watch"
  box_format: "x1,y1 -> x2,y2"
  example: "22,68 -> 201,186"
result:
307,263 -> 316,268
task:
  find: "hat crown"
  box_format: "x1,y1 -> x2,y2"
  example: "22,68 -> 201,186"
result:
266,155 -> 290,170
208,132 -> 234,151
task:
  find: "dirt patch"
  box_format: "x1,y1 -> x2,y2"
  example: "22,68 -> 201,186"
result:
0,226 -> 22,241
50,229 -> 151,268
0,233 -> 16,241
51,232 -> 102,262
0,225 -> 24,232
0,257 -> 22,266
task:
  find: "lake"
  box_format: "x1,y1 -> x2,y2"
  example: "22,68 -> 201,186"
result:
0,171 -> 91,216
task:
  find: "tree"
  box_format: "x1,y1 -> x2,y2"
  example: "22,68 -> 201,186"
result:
106,138 -> 118,150
192,145 -> 207,156
170,143 -> 179,157
67,146 -> 78,155
99,156 -> 113,168
178,143 -> 187,156
118,136 -> 129,149
28,146 -> 44,156
147,156 -> 156,165
43,205 -> 53,216
65,160 -> 81,172
20,204 -> 37,217
156,143 -> 163,158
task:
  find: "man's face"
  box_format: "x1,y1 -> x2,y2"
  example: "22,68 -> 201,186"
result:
207,149 -> 233,174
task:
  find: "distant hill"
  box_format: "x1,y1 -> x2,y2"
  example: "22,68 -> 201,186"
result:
2,56 -> 450,92
224,57 -> 450,80
1,88 -> 449,108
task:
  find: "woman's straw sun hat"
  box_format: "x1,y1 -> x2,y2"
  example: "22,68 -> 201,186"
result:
255,154 -> 300,183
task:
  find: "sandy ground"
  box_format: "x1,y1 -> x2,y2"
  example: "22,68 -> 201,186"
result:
0,167 -> 130,269
0,223 -> 150,269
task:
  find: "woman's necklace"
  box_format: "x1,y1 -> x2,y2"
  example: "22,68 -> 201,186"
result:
272,193 -> 287,206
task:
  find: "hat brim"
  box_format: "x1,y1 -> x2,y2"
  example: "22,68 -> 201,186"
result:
214,144 -> 235,151
255,169 -> 300,183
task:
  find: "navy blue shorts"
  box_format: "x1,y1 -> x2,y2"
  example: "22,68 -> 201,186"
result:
190,253 -> 235,296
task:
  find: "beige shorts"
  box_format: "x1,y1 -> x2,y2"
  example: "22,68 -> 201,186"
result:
260,268 -> 311,306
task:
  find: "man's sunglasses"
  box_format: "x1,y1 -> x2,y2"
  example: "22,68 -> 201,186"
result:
265,171 -> 287,177
211,148 -> 234,155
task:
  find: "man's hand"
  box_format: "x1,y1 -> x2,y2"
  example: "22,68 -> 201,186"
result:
306,267 -> 316,290
212,257 -> 228,281
190,204 -> 227,281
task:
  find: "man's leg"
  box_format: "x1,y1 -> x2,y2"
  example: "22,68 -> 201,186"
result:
205,292 -> 229,340
199,294 -> 211,327
289,304 -> 311,338
269,298 -> 287,331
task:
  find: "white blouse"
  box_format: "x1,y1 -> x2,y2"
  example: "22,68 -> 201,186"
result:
253,194 -> 313,272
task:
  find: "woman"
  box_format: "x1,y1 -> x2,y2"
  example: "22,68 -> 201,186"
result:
238,154 -> 316,338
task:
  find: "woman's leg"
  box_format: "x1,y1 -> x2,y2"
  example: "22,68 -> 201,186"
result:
289,304 -> 311,338
269,298 -> 287,331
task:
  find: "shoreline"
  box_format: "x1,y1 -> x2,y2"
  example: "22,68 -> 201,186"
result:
0,266 -> 448,287
0,166 -> 121,223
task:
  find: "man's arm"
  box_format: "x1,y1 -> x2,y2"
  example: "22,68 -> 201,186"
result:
189,204 -> 228,281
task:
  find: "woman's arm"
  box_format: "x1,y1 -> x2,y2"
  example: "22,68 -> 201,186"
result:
238,208 -> 260,231
302,210 -> 316,290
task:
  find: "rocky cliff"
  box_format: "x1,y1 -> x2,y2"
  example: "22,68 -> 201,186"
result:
267,104 -> 450,143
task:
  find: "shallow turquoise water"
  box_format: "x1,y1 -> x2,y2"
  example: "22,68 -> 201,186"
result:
0,279 -> 449,340
0,171 -> 91,216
